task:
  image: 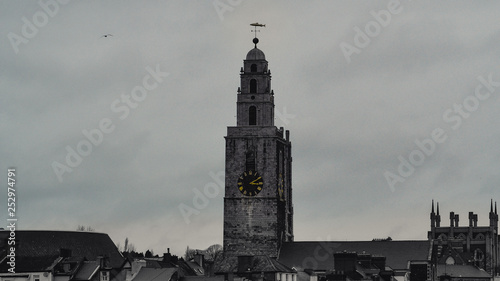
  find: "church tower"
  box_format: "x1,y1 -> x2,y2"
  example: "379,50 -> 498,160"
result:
223,37 -> 293,258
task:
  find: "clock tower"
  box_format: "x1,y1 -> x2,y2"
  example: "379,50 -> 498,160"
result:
223,37 -> 293,258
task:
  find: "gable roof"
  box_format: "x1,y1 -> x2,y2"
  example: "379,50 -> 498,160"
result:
131,268 -> 177,281
178,260 -> 205,276
278,240 -> 432,271
0,230 -> 125,271
436,264 -> 491,278
73,261 -> 100,280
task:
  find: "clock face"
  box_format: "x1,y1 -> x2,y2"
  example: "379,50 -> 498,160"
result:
237,170 -> 264,196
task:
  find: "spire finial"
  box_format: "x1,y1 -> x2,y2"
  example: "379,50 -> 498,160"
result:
491,199 -> 494,213
437,202 -> 440,215
253,37 -> 259,48
250,22 -> 266,47
432,200 -> 435,213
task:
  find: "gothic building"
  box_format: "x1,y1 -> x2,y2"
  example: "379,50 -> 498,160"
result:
428,200 -> 500,276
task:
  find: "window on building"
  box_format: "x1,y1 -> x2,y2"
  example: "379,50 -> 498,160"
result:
438,234 -> 447,240
251,64 -> 257,72
250,79 -> 257,93
246,151 -> 256,171
474,249 -> 484,261
249,106 -> 257,125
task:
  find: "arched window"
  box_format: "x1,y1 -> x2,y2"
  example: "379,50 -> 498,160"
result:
251,64 -> 257,72
438,234 -> 448,240
249,106 -> 257,125
250,79 -> 257,93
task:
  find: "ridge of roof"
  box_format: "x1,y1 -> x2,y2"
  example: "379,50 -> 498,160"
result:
286,240 -> 429,243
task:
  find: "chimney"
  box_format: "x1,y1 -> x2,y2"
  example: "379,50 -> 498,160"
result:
334,252 -> 357,274
194,252 -> 204,267
469,212 -> 474,227
454,214 -> 459,227
372,256 -> 386,270
163,250 -> 172,263
450,212 -> 455,227
358,252 -> 372,268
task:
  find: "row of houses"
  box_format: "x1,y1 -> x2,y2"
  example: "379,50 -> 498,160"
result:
0,230 -> 217,281
1,202 -> 499,281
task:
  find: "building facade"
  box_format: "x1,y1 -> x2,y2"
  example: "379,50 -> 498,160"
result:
222,37 -> 293,259
428,200 -> 500,277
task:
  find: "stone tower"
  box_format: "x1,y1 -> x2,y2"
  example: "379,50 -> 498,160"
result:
222,38 -> 293,258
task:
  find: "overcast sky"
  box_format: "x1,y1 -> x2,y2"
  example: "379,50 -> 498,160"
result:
2,1 -> 500,257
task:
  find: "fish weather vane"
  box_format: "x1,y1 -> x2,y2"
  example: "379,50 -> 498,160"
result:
250,22 -> 266,38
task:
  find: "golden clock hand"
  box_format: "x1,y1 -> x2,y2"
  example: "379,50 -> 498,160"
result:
249,177 -> 262,185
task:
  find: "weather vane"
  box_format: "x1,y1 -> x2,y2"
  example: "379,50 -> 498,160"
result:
250,22 -> 266,38
250,23 -> 265,47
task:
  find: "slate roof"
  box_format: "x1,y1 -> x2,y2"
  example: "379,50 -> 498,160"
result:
278,240 -> 432,271
182,277 -> 225,281
73,261 -> 100,280
144,258 -> 176,269
131,268 -> 177,281
178,260 -> 205,276
0,255 -> 61,272
436,264 -> 491,278
214,255 -> 295,273
0,230 -> 126,271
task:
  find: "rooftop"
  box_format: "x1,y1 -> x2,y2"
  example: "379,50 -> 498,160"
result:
246,47 -> 265,60
0,230 -> 125,271
278,240 -> 432,271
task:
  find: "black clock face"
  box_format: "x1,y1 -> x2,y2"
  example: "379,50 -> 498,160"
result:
237,170 -> 263,196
